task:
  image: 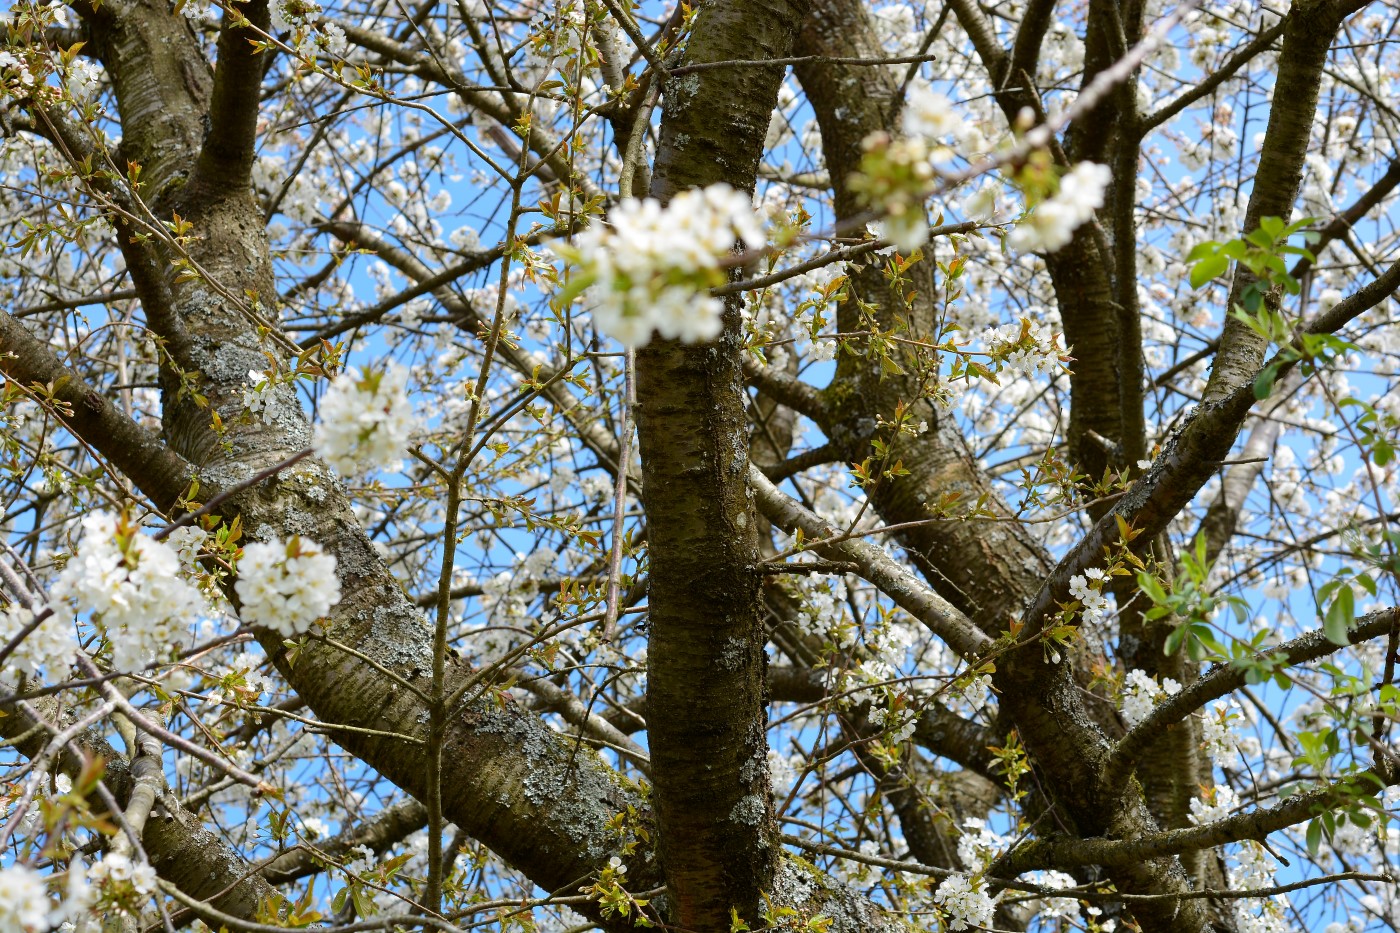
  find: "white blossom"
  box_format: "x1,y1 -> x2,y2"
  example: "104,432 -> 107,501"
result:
902,86 -> 967,143
314,364 -> 419,476
1200,701 -> 1243,769
979,318 -> 1068,379
0,865 -> 53,933
0,604 -> 78,681
956,817 -> 1007,871
1120,669 -> 1182,728
1188,782 -> 1240,824
50,512 -> 209,672
1021,870 -> 1081,922
1009,162 -> 1110,254
320,22 -> 347,56
956,673 -> 992,710
86,854 -> 156,896
0,863 -> 86,933
241,370 -> 276,426
235,538 -> 341,636
933,872 -> 995,931
1068,566 -> 1111,625
554,184 -> 765,347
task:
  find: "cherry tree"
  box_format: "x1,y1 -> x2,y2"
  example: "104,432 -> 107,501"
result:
1,1 -> 1398,932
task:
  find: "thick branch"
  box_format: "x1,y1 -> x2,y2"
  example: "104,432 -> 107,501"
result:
0,311 -> 194,513
634,4 -> 809,927
749,466 -> 991,659
1203,0 -> 1353,403
193,0 -> 271,191
1105,607 -> 1400,789
995,769 -> 1396,875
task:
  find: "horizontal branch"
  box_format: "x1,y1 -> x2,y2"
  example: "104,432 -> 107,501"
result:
749,465 -> 992,659
1104,607 -> 1399,789
0,311 -> 194,513
743,358 -> 829,422
993,769 -> 1395,875
668,51 -> 940,77
714,222 -> 977,296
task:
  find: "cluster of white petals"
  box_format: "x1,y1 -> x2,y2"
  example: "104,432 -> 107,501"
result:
50,512 -> 208,672
554,184 -> 765,347
1188,782 -> 1240,824
242,370 -> 276,426
1009,162 -> 1111,254
955,672 -> 993,709
1068,566 -> 1110,624
1200,700 -> 1243,769
314,364 -> 419,476
1228,842 -> 1291,933
85,851 -> 156,896
0,864 -> 53,933
0,604 -> 78,681
235,538 -> 341,637
0,863 -> 86,933
1119,668 -> 1182,728
902,86 -> 968,142
855,87 -> 967,252
980,318 -> 1070,379
933,872 -> 995,931
1019,870 -> 1081,922
956,817 -> 1008,871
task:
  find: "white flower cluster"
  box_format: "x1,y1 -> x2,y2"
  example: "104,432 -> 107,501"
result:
269,0 -> 316,32
1220,834 -> 1282,930
1188,782 -> 1240,825
50,512 -> 208,672
0,863 -> 87,933
235,538 -> 341,637
903,86 -> 969,143
793,573 -> 852,647
241,370 -> 276,426
1068,566 -> 1110,625
956,817 -> 1008,871
64,59 -> 103,101
0,51 -> 37,92
954,672 -> 993,711
87,853 -> 157,910
0,865 -> 55,933
933,872 -> 995,932
0,604 -> 78,681
554,184 -> 765,347
314,364 -> 419,476
1200,700 -> 1243,769
867,702 -> 917,744
979,318 -> 1069,379
1009,162 -> 1111,254
857,86 -> 985,253
1020,870 -> 1081,922
1119,668 -> 1181,728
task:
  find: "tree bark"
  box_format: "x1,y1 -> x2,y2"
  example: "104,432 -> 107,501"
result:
635,3 -> 808,928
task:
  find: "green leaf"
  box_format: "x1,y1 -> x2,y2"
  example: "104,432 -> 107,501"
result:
1190,252 -> 1229,288
1253,363 -> 1280,400
1324,586 -> 1354,646
1185,240 -> 1221,261
1306,818 -> 1323,856
552,266 -> 597,308
1137,571 -> 1167,604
